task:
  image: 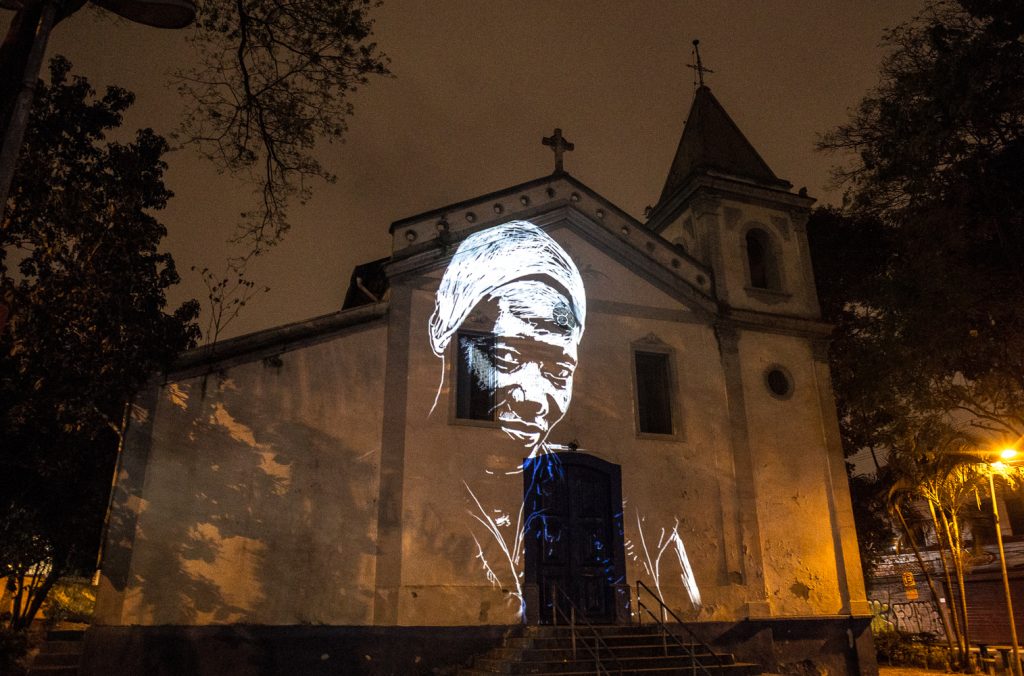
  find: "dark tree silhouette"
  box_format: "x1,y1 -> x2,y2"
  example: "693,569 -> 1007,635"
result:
0,57 -> 199,631
818,0 -> 1024,439
1,0 -> 390,258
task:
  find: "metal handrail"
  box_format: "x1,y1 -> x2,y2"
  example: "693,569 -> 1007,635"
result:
635,579 -> 722,676
549,583 -> 624,675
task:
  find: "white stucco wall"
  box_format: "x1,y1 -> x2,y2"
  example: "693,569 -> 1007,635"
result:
739,331 -> 845,615
95,211 -> 859,629
96,321 -> 388,626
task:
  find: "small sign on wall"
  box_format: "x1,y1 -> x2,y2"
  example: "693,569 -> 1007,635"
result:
902,570 -> 919,601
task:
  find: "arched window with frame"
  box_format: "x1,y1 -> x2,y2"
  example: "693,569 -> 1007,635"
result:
745,228 -> 779,291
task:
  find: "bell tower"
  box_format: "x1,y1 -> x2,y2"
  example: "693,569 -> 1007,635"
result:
645,82 -> 819,318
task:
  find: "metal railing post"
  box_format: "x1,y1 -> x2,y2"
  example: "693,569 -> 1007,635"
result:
548,583 -> 620,675
570,606 -> 576,659
636,581 -> 642,626
634,580 -> 719,676
551,583 -> 557,626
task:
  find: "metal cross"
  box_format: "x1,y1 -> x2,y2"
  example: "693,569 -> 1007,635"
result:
542,128 -> 574,174
687,39 -> 714,87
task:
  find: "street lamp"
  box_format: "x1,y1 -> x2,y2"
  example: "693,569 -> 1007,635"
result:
988,449 -> 1022,676
0,0 -> 196,219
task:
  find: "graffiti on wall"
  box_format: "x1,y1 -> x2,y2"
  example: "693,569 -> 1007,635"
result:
870,598 -> 945,636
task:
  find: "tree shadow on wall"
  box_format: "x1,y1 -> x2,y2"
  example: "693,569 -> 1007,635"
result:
104,368 -> 378,645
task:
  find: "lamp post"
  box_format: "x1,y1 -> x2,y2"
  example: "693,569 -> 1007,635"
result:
989,450 -> 1022,676
0,0 -> 196,219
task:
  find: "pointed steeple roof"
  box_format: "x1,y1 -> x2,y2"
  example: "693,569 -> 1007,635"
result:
657,86 -> 789,205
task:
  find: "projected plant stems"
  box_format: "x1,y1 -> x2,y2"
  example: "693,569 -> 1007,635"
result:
634,512 -> 702,611
465,481 -> 526,613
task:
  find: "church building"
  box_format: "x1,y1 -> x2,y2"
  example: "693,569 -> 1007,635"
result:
83,85 -> 875,675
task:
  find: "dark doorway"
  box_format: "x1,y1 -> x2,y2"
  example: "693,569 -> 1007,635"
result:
523,452 -> 626,624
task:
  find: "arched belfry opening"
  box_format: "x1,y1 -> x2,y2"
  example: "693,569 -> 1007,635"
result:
745,228 -> 778,291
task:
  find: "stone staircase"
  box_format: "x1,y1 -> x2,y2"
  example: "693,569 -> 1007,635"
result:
459,624 -> 761,675
27,629 -> 83,676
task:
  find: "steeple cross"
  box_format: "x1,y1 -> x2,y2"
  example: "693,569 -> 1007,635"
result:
687,39 -> 714,87
542,128 -> 574,174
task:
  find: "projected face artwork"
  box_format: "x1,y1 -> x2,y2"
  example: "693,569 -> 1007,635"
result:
429,220 -> 586,456
466,281 -> 579,449
429,220 -> 701,620
427,221 -> 586,616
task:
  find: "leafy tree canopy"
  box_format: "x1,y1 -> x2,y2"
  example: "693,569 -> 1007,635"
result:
1,0 -> 391,260
0,56 -> 198,630
178,0 -> 390,255
816,0 -> 1024,442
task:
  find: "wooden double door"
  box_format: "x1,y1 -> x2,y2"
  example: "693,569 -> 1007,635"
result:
523,452 -> 626,624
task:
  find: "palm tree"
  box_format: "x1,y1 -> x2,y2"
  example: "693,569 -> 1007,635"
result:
884,420 -> 985,671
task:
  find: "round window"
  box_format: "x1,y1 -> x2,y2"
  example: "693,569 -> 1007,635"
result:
765,367 -> 793,399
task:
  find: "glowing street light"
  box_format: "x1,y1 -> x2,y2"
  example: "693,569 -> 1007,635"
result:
988,448 -> 1022,676
0,0 -> 196,220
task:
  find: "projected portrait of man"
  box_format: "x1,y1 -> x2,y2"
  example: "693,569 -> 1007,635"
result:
428,220 -> 586,457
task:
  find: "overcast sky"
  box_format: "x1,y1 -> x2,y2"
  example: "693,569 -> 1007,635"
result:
12,0 -> 926,340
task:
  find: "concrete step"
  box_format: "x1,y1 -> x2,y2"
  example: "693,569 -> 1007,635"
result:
27,668 -> 78,676
510,634 -> 719,650
27,629 -> 84,676
44,630 -> 84,642
31,652 -> 81,667
472,654 -> 752,673
36,640 -> 84,655
523,625 -> 667,638
460,663 -> 761,676
461,622 -> 759,676
488,644 -> 732,662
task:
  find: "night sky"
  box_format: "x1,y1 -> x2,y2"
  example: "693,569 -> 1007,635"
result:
14,1 -> 925,340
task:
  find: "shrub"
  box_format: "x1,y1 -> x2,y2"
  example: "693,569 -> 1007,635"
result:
45,578 -> 95,626
0,628 -> 28,676
874,626 -> 948,669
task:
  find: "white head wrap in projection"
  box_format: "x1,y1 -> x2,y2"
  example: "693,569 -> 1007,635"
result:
429,220 -> 586,357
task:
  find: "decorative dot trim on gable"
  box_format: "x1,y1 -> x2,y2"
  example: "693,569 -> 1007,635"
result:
493,203 -> 503,214
765,366 -> 794,399
405,229 -> 417,242
520,195 -> 530,206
